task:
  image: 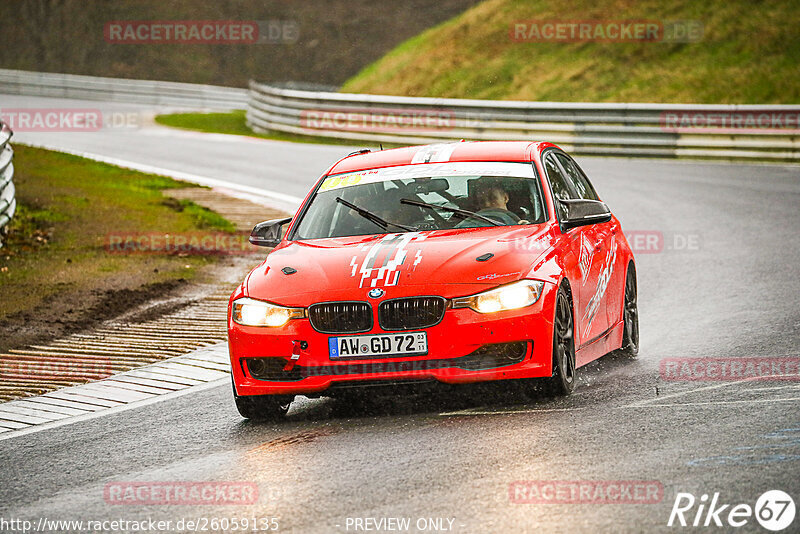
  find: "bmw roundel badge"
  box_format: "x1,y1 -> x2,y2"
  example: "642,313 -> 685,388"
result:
368,288 -> 385,299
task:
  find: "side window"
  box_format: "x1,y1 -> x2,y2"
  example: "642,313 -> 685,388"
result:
556,154 -> 599,201
544,154 -> 572,221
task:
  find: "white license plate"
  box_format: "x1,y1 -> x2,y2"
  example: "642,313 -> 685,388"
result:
329,332 -> 428,359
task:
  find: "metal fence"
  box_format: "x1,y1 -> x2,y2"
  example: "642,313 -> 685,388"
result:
0,120 -> 15,239
248,81 -> 800,161
0,69 -> 247,109
0,69 -> 796,160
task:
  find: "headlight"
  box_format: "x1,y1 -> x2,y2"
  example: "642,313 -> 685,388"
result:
452,280 -> 545,314
232,297 -> 305,327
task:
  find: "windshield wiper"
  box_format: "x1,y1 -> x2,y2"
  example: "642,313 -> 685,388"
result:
400,198 -> 502,226
335,197 -> 416,232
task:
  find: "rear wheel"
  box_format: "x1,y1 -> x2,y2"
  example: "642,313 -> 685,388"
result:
542,286 -> 576,396
617,264 -> 639,357
231,377 -> 293,420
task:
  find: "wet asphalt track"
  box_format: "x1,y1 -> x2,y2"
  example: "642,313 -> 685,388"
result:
1,95 -> 799,533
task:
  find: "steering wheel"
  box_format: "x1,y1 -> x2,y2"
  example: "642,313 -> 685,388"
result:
477,208 -> 520,225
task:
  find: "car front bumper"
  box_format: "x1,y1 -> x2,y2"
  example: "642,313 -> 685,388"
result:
228,283 -> 558,397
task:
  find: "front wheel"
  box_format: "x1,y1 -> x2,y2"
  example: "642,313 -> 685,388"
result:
541,286 -> 576,396
616,264 -> 639,357
232,377 -> 293,420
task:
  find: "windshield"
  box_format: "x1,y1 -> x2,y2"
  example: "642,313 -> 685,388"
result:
293,162 -> 546,239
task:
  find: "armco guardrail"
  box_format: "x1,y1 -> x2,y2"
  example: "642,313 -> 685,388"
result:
0,120 -> 15,240
0,69 -> 247,109
248,80 -> 800,161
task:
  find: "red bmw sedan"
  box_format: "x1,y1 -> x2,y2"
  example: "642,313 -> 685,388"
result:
228,141 -> 638,419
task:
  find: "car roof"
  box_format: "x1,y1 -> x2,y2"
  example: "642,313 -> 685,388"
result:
327,141 -> 558,175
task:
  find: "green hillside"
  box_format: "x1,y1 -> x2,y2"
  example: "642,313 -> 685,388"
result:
341,0 -> 800,103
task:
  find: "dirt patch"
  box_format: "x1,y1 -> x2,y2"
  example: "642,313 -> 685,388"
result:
0,162 -> 287,402
0,277 -> 189,353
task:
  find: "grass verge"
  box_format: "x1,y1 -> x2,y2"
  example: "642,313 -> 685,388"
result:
0,145 -> 236,351
155,110 -> 373,147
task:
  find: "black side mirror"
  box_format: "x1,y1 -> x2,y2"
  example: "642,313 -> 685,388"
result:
560,199 -> 612,230
249,217 -> 292,247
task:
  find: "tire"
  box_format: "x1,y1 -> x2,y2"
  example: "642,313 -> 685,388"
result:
617,263 -> 639,357
541,285 -> 576,396
231,376 -> 293,420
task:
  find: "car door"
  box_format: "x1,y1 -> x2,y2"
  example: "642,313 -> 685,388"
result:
554,153 -> 618,341
543,152 -> 605,348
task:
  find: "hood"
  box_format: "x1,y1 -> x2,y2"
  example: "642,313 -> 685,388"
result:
245,225 -> 555,305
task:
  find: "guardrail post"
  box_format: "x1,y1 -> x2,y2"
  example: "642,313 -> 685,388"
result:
0,120 -> 16,246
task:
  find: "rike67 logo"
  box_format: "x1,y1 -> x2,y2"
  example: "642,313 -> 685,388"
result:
668,490 -> 795,531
